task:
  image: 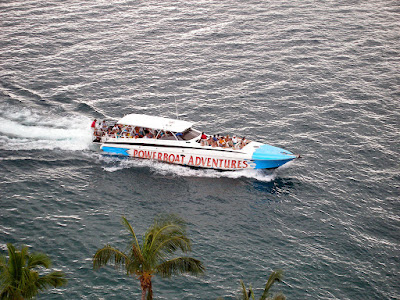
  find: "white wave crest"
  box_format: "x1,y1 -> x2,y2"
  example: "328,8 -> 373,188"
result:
0,108 -> 93,151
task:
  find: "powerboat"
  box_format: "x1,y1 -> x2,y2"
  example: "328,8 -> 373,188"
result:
92,114 -> 299,170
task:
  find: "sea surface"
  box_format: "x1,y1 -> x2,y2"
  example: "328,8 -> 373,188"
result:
1,1 -> 399,299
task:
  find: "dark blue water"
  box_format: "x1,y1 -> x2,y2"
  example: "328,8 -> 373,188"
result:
1,1 -> 399,299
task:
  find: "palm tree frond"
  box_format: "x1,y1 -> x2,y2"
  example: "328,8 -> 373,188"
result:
260,270 -> 284,300
125,259 -> 144,276
127,241 -> 144,263
36,271 -> 68,290
93,245 -> 131,272
155,257 -> 205,278
154,214 -> 187,231
0,255 -> 10,279
1,243 -> 66,299
150,235 -> 192,261
27,252 -> 52,269
240,279 -> 249,300
249,284 -> 255,300
145,214 -> 187,252
121,216 -> 142,256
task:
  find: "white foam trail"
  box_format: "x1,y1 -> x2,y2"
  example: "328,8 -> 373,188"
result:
101,156 -> 277,182
0,106 -> 278,182
0,108 -> 93,151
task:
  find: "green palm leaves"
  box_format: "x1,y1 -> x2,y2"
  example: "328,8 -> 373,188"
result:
0,243 -> 67,299
93,214 -> 204,300
239,270 -> 285,300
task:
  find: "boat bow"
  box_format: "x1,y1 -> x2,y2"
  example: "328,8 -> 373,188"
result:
251,144 -> 297,169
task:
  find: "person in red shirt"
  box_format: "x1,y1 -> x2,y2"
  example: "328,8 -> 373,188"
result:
200,132 -> 208,146
91,119 -> 97,129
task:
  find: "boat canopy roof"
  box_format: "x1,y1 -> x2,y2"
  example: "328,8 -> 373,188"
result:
117,114 -> 194,132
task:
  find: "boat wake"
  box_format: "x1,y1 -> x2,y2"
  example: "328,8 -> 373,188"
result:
0,106 -> 285,182
0,107 -> 93,151
100,155 -> 278,182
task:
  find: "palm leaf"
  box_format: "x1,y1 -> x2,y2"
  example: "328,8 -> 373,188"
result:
0,243 -> 66,299
146,214 -> 187,250
260,270 -> 283,300
155,257 -> 205,278
126,241 -> 144,264
36,271 -> 67,290
249,284 -> 255,300
93,245 -> 131,272
121,216 -> 142,255
150,235 -> 192,261
240,279 -> 249,300
0,255 -> 10,283
144,215 -> 192,265
27,252 -> 51,269
145,224 -> 185,252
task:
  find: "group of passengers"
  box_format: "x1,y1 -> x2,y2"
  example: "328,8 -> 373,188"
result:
91,119 -> 249,149
200,132 -> 248,149
91,119 -> 174,140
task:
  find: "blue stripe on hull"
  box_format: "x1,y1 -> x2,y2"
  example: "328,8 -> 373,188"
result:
102,146 -> 129,156
251,144 -> 296,169
251,158 -> 294,169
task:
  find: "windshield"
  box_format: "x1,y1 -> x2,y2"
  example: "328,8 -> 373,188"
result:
181,128 -> 201,140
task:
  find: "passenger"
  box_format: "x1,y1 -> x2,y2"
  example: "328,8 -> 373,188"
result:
212,135 -> 218,147
158,130 -> 165,139
176,132 -> 183,140
226,135 -> 233,148
93,128 -> 100,139
94,120 -> 101,134
122,128 -> 129,138
101,120 -> 107,131
128,126 -> 134,138
145,132 -> 154,139
200,132 -> 208,146
207,136 -> 213,146
106,128 -> 113,138
93,129 -> 101,142
91,119 -> 97,130
232,136 -> 238,149
139,127 -> 145,137
218,136 -> 227,148
240,137 -> 248,148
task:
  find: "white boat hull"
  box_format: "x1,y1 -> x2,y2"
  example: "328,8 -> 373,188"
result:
93,114 -> 298,170
100,138 -> 296,170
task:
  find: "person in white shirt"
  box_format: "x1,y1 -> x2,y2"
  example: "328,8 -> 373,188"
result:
232,136 -> 238,149
101,121 -> 107,131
